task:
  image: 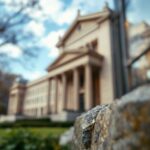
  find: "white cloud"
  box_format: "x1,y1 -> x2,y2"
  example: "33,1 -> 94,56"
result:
40,0 -> 79,25
25,21 -> 45,37
41,29 -> 65,58
24,71 -> 45,80
50,0 -> 108,25
39,0 -> 64,15
0,44 -> 22,58
25,0 -> 108,26
56,6 -> 77,25
26,0 -> 64,22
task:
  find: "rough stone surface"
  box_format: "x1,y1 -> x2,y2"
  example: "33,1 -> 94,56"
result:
73,105 -> 112,150
72,84 -> 150,150
110,98 -> 150,150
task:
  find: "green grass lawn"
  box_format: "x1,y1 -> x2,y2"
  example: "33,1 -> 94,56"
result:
0,127 -> 70,149
0,127 -> 68,138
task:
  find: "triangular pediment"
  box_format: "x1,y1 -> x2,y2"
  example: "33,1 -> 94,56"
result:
47,51 -> 82,71
57,9 -> 111,47
64,20 -> 99,45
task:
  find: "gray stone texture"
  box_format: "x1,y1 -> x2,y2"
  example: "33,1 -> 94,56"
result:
72,84 -> 150,150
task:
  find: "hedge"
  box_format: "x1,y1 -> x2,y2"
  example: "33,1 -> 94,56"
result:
0,118 -> 74,128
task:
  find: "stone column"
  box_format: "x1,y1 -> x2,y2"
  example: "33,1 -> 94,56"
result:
47,79 -> 51,114
73,68 -> 79,111
85,64 -> 93,110
62,73 -> 67,111
54,77 -> 58,114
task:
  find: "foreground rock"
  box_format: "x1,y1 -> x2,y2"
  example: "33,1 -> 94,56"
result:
72,84 -> 150,150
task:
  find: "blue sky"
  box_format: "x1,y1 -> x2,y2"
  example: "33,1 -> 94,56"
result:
1,0 -> 149,80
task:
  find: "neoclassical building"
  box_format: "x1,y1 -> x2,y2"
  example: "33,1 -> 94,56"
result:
8,6 -> 118,121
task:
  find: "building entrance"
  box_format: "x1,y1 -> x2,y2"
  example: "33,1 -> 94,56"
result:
79,93 -> 85,112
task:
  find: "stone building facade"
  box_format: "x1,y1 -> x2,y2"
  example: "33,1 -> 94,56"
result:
8,6 -> 118,120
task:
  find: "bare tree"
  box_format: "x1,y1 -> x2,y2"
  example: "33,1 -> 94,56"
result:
0,70 -> 19,114
0,0 -> 43,70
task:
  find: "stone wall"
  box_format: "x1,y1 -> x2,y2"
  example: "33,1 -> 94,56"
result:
72,84 -> 150,150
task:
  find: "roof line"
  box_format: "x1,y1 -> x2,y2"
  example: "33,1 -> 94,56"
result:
56,9 -> 112,47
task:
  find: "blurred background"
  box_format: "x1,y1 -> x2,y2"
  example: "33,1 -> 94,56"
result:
0,0 -> 149,149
